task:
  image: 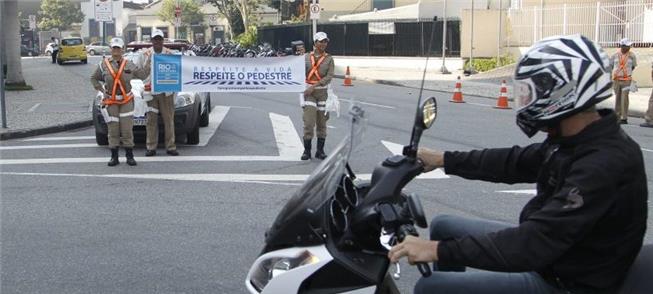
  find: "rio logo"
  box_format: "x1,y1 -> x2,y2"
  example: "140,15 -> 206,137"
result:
158,63 -> 178,73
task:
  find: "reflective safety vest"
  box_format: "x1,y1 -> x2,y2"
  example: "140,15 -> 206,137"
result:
614,52 -> 632,81
306,53 -> 328,85
102,58 -> 133,105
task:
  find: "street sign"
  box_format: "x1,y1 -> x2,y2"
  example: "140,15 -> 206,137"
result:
309,3 -> 320,20
28,14 -> 36,30
174,17 -> 182,27
175,6 -> 182,17
94,0 -> 113,22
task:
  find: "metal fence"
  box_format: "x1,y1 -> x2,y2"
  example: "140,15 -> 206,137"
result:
508,0 -> 653,47
257,19 -> 461,57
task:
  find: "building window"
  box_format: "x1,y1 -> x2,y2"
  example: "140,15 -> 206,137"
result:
142,27 -> 152,41
372,0 -> 393,10
511,0 -> 522,9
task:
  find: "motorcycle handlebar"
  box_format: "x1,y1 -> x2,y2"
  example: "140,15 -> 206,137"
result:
397,224 -> 432,278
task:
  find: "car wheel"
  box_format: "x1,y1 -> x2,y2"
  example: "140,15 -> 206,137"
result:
89,50 -> 95,55
199,97 -> 210,127
96,131 -> 109,145
57,59 -> 63,65
186,122 -> 200,145
82,59 -> 88,64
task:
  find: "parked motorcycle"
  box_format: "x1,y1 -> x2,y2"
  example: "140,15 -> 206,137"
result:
245,95 -> 438,293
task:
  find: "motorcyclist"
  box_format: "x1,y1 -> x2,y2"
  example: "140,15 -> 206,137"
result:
388,34 -> 648,294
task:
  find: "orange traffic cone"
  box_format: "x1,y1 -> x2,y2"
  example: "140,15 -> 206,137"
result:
343,66 -> 353,86
450,76 -> 465,103
494,80 -> 511,109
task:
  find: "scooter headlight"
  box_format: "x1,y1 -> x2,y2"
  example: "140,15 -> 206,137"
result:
249,250 -> 320,292
175,93 -> 195,108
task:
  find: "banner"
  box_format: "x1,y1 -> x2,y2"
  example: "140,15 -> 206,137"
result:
152,55 -> 306,93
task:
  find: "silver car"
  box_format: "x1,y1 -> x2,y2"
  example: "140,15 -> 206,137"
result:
86,42 -> 110,55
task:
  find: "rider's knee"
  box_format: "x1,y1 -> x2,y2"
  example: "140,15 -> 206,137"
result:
429,214 -> 458,241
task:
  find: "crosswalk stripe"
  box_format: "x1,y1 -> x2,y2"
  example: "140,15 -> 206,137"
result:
270,112 -> 304,158
0,155 -> 301,165
23,136 -> 96,141
0,143 -> 98,150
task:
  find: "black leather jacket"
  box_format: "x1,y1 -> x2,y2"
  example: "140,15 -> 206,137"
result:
438,109 -> 647,293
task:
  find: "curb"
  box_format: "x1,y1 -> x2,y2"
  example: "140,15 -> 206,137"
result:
0,120 -> 93,140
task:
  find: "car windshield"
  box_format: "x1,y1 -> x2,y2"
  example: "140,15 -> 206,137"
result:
265,106 -> 365,244
62,39 -> 83,46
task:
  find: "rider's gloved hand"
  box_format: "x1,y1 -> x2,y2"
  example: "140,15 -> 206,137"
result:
417,148 -> 444,172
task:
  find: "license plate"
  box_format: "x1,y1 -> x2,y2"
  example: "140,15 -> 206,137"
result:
134,117 -> 147,126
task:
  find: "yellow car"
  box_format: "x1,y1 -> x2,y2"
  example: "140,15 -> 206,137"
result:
57,37 -> 87,65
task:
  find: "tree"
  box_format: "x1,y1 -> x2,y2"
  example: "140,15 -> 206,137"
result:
3,0 -> 27,87
207,0 -> 261,39
158,0 -> 204,27
38,0 -> 84,31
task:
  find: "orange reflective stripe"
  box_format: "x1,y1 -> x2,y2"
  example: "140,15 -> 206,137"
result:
306,53 -> 327,84
102,58 -> 133,105
616,52 -> 631,81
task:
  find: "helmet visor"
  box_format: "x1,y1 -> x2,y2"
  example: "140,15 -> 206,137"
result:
514,79 -> 536,110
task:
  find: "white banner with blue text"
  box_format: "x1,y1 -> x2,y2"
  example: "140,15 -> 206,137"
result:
152,55 -> 305,93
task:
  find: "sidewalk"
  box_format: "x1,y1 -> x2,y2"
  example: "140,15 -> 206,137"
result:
0,56 -> 95,140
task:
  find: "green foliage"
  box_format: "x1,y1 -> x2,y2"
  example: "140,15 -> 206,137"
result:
234,26 -> 258,47
465,54 -> 516,72
158,0 -> 204,26
38,0 -> 84,31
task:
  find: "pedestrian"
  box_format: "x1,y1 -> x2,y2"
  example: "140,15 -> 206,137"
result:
610,38 -> 637,124
140,29 -> 178,156
639,63 -> 653,128
91,37 -> 151,166
301,32 -> 334,160
389,35 -> 647,294
50,36 -> 59,64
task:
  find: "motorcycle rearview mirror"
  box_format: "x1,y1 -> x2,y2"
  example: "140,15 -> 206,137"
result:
404,97 -> 438,158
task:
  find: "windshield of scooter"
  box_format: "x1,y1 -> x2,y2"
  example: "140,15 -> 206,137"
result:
265,106 -> 365,247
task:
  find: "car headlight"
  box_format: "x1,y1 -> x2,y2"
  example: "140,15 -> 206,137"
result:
175,93 -> 196,108
249,250 -> 320,292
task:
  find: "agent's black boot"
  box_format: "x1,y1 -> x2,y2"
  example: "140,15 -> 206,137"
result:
125,148 -> 137,166
315,138 -> 327,160
301,139 -> 311,160
108,148 -> 119,166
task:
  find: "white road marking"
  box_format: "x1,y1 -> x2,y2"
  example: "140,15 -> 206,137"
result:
230,106 -> 253,109
641,148 -> 653,153
497,189 -> 537,195
340,99 -> 395,109
0,155 -> 301,165
27,103 -> 41,112
0,172 -> 445,183
270,112 -> 304,159
0,143 -> 98,150
380,140 -> 449,179
23,136 -> 96,141
327,125 -> 336,129
194,106 -> 229,147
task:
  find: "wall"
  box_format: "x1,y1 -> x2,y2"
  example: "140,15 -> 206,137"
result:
461,9 -> 510,59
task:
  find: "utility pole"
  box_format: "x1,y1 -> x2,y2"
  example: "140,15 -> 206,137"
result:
469,0 -> 476,74
440,0 -> 450,74
497,0 -> 503,67
311,0 -> 317,36
0,0 -> 7,128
